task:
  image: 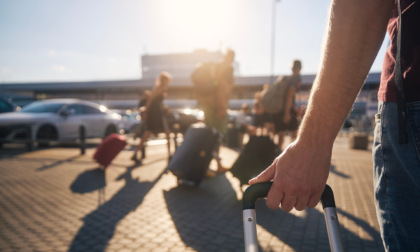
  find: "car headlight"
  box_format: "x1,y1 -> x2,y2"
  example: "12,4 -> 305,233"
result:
112,113 -> 122,120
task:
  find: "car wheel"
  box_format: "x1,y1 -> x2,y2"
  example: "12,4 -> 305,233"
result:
104,125 -> 117,138
129,124 -> 140,135
26,141 -> 34,151
36,125 -> 58,147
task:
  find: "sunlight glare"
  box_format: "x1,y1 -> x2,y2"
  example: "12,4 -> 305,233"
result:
161,0 -> 235,48
183,108 -> 192,115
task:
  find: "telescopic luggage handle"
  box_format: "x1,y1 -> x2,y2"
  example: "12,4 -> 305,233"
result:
243,182 -> 344,252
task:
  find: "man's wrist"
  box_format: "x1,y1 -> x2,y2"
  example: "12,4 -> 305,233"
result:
297,115 -> 337,149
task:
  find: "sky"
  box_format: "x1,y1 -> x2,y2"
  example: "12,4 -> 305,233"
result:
0,0 -> 389,83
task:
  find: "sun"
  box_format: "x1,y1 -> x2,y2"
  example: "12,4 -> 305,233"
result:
159,0 -> 235,49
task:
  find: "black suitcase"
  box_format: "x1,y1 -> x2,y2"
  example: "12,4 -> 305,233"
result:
226,125 -> 242,149
230,135 -> 279,186
167,123 -> 220,186
243,182 -> 344,252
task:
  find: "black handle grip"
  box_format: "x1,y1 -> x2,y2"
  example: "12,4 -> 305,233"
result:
243,182 -> 336,210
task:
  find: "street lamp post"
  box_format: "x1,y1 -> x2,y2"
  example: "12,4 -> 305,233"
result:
271,0 -> 281,83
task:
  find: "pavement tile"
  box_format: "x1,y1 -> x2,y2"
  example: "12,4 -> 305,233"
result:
0,135 -> 384,251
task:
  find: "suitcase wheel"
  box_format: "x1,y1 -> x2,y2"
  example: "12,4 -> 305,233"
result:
177,178 -> 200,187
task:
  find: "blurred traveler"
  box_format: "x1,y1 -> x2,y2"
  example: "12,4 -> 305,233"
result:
252,91 -> 265,135
192,49 -> 235,174
134,89 -> 152,141
275,60 -> 302,150
131,72 -> 173,164
259,60 -> 302,150
235,103 -> 255,145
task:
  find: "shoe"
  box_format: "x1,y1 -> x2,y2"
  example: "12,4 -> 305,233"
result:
131,154 -> 138,162
205,170 -> 217,178
216,166 -> 230,174
141,147 -> 146,159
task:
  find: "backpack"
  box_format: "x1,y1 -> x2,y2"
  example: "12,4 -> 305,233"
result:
260,75 -> 299,114
190,61 -> 218,96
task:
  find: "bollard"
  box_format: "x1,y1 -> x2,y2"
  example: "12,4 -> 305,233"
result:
25,125 -> 33,152
79,126 -> 86,155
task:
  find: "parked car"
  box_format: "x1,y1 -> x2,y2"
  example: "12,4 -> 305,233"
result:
0,97 -> 20,113
168,108 -> 203,134
0,98 -> 122,150
112,109 -> 141,134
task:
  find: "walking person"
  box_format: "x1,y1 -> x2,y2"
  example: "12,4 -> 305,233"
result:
234,103 -> 255,148
193,49 -> 236,174
259,60 -> 302,150
274,60 -> 302,151
131,72 -> 173,164
133,89 -> 151,141
252,90 -> 265,135
250,1 -> 420,251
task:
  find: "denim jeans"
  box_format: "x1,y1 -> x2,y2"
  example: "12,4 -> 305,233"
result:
373,101 -> 420,252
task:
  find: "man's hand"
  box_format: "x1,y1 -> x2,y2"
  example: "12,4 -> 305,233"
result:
249,139 -> 331,212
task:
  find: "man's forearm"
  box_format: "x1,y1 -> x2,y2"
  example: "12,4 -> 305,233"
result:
298,0 -> 394,147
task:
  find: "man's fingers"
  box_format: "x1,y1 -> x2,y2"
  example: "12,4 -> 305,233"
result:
280,193 -> 297,212
307,189 -> 324,208
248,160 -> 277,185
266,182 -> 284,210
294,195 -> 310,211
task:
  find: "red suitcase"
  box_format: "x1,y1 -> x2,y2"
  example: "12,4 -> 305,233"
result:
93,133 -> 127,168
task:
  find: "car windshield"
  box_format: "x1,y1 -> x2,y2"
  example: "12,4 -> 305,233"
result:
20,102 -> 64,113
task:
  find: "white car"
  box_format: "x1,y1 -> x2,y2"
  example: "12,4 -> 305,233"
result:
112,109 -> 141,134
0,98 -> 122,149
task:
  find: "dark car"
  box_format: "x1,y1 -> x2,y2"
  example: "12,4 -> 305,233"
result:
168,108 -> 203,134
0,97 -> 20,113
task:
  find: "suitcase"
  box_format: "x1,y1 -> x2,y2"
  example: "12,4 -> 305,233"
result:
93,133 -> 127,168
167,123 -> 220,186
226,125 -> 242,149
230,135 -> 279,186
348,131 -> 368,150
243,182 -> 344,252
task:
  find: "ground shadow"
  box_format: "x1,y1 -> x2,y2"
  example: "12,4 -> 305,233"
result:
330,164 -> 351,179
68,165 -> 164,252
255,202 -> 384,251
164,175 -> 383,251
0,148 -> 94,171
70,168 -> 106,194
37,155 -> 84,171
163,174 -> 251,252
0,146 -> 29,158
0,141 -> 99,158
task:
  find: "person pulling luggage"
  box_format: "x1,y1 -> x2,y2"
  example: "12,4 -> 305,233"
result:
191,49 -> 236,175
131,72 -> 173,165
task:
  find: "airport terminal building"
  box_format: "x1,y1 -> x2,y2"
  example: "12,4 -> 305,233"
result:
0,50 -> 380,110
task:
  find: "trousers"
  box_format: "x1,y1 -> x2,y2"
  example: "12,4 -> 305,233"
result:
373,101 -> 420,252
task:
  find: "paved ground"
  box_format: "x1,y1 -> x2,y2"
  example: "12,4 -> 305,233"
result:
0,133 -> 384,252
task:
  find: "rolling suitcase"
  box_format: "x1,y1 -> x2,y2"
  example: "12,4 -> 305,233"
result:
230,135 -> 279,186
167,123 -> 220,186
243,182 -> 344,252
226,125 -> 242,149
93,133 -> 127,168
